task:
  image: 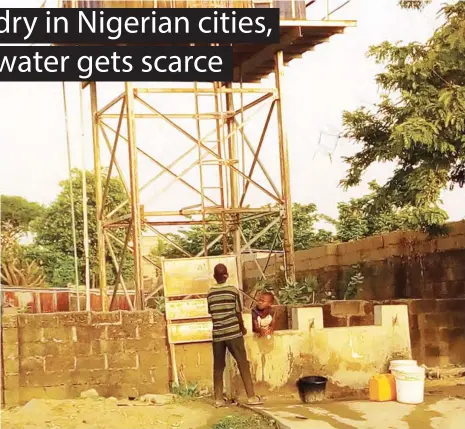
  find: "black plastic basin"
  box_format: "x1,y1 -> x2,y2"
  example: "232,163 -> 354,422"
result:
296,376 -> 328,403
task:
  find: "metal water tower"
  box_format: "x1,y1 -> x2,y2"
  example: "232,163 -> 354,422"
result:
61,0 -> 356,310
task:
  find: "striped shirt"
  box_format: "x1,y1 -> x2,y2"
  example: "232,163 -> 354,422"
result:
207,283 -> 243,343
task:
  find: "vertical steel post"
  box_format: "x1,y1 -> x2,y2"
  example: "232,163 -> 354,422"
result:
225,83 -> 243,289
90,82 -> 108,311
125,82 -> 145,310
274,51 -> 296,283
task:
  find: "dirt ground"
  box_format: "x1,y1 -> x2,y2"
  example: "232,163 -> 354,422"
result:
1,381 -> 463,429
0,397 -> 276,429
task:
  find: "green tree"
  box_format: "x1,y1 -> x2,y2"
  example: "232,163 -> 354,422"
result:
1,195 -> 45,232
29,169 -> 132,287
153,203 -> 333,259
398,0 -> 432,10
335,181 -> 448,242
341,2 -> 464,230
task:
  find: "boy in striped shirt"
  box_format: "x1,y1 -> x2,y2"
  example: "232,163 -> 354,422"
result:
207,263 -> 262,407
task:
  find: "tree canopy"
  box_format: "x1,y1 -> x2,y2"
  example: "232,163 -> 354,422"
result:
342,2 -> 464,229
1,195 -> 45,232
28,169 -> 132,287
335,181 -> 448,242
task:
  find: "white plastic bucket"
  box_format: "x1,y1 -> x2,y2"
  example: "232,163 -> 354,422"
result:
389,360 -> 418,377
395,366 -> 425,405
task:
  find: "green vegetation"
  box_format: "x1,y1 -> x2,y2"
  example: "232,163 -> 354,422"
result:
1,169 -> 132,287
211,415 -> 276,429
171,382 -> 200,398
1,195 -> 45,231
342,1 -> 465,234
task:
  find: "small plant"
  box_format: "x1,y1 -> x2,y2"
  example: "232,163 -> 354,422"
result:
343,264 -> 364,300
211,415 -> 271,429
1,221 -> 46,287
171,382 -> 200,398
152,295 -> 166,314
278,276 -> 334,305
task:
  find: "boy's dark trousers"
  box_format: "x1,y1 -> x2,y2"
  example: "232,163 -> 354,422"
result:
212,336 -> 255,400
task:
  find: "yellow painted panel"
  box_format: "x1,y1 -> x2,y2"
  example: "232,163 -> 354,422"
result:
168,321 -> 213,344
162,255 -> 238,297
165,298 -> 210,321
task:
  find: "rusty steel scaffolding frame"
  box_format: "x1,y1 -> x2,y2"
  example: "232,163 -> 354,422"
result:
84,51 -> 295,311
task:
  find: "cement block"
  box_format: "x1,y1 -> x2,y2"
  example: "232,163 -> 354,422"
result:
138,349 -> 169,370
72,340 -> 93,356
409,299 -> 437,314
76,355 -> 106,371
437,299 -> 465,312
139,323 -> 167,340
107,352 -> 138,369
110,369 -> 141,385
20,356 -> 45,373
3,327 -> 19,344
2,315 -> 18,328
107,324 -> 138,340
3,342 -> 19,359
44,386 -> 68,400
121,310 -> 154,325
124,338 -> 157,352
439,327 -> 465,343
425,345 -> 441,357
91,339 -> 124,354
331,301 -> 365,317
44,355 -> 76,372
3,390 -> 20,408
75,326 -> 107,342
290,307 -> 323,330
22,371 -> 69,387
58,311 -> 90,326
20,342 -> 50,357
422,313 -> 453,329
20,386 -> 47,403
42,326 -> 73,342
18,327 -> 44,344
70,369 -> 108,386
18,314 -> 58,328
3,357 -> 19,374
90,311 -> 122,326
453,313 -> 465,327
3,374 -> 19,391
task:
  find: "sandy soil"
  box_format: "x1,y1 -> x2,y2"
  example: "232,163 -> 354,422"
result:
0,397 -> 274,429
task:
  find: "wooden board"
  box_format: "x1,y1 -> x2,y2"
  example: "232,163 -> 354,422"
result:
167,320 -> 213,344
165,298 -> 209,321
162,255 -> 238,297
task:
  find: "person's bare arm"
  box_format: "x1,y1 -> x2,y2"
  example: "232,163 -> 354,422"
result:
252,316 -> 260,334
269,313 -> 276,334
237,312 -> 247,335
235,289 -> 247,335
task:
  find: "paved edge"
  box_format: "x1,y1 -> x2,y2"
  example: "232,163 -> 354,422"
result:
240,404 -> 291,429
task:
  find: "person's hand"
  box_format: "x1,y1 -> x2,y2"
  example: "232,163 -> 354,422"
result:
241,326 -> 248,335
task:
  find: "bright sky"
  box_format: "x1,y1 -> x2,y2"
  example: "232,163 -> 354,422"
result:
1,0 -> 464,226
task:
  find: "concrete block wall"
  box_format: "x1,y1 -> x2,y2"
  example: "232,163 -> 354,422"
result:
277,299 -> 465,368
2,299 -> 464,408
1,311 -> 170,408
230,305 -> 412,399
243,221 -> 465,300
